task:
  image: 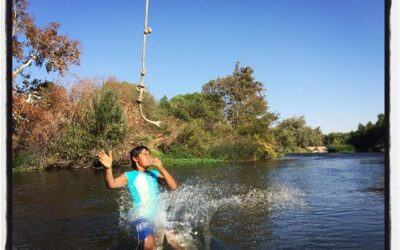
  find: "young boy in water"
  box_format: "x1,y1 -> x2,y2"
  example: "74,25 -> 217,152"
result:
98,146 -> 179,250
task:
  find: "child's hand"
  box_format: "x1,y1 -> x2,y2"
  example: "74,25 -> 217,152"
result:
151,157 -> 163,168
98,150 -> 113,169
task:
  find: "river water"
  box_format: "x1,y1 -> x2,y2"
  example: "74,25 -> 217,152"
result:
12,153 -> 385,249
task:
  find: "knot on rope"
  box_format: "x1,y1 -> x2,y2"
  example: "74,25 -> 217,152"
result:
133,0 -> 161,128
136,83 -> 146,104
144,26 -> 152,34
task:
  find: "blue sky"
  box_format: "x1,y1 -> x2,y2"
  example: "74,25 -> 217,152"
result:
23,0 -> 384,133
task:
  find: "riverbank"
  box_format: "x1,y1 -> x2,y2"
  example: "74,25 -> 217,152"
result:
12,156 -> 228,172
12,146 -> 380,172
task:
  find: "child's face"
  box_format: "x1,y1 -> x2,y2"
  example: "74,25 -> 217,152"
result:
134,149 -> 152,168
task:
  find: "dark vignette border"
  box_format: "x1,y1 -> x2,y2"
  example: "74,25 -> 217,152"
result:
384,0 -> 391,249
5,0 -> 393,249
6,0 -> 13,249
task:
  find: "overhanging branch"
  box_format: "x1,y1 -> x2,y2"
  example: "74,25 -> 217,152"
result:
12,55 -> 36,80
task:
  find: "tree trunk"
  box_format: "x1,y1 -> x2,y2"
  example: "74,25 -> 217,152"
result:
12,56 -> 35,80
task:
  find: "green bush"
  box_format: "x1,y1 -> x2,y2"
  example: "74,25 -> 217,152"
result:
12,150 -> 34,169
161,119 -> 212,157
209,138 -> 260,160
59,89 -> 128,160
327,144 -> 355,153
59,122 -> 95,159
92,89 -> 127,146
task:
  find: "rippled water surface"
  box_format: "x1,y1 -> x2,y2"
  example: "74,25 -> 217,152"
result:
12,153 -> 385,249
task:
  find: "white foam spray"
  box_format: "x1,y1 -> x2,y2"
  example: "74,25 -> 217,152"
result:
117,178 -> 305,249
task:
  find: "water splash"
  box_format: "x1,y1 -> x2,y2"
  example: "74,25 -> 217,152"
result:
117,178 -> 305,249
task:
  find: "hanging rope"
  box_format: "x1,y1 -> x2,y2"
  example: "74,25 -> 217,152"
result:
136,0 -> 161,127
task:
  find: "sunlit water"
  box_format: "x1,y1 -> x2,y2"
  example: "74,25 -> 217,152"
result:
12,153 -> 385,249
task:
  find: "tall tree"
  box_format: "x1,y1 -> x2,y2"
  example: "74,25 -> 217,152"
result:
202,62 -> 276,135
161,93 -> 223,127
12,0 -> 81,82
348,113 -> 385,152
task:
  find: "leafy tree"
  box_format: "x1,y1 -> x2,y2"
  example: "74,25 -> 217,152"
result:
12,0 -> 80,82
324,132 -> 350,145
163,119 -> 213,157
272,126 -> 297,152
159,95 -> 172,116
348,114 -> 385,152
161,93 -> 223,129
374,113 -> 385,150
273,116 -> 324,152
202,62 -> 276,135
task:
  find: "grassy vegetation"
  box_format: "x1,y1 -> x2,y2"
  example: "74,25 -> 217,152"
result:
151,150 -> 225,166
327,144 -> 355,153
161,157 -> 225,166
12,151 -> 31,169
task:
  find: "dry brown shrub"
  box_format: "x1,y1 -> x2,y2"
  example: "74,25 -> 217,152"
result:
12,92 -> 43,150
12,84 -> 73,156
69,79 -> 96,102
13,77 -> 176,168
67,79 -> 98,131
103,80 -> 137,106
